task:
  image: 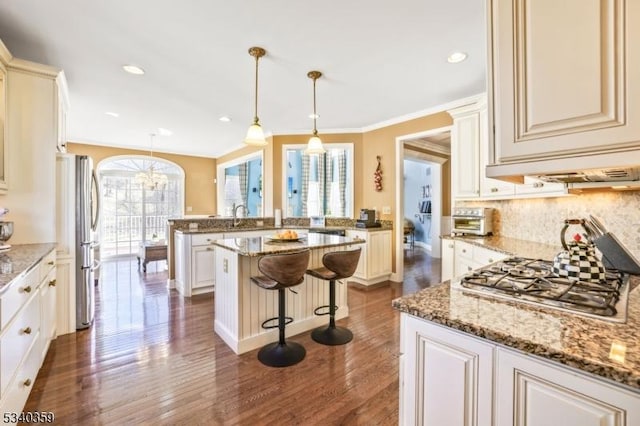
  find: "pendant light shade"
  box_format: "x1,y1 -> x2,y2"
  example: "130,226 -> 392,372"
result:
135,133 -> 168,190
305,70 -> 326,154
244,47 -> 268,146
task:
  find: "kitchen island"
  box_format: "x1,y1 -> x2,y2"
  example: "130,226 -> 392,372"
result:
212,233 -> 364,354
393,243 -> 640,425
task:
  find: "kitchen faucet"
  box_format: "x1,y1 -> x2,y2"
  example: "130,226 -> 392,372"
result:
232,203 -> 247,227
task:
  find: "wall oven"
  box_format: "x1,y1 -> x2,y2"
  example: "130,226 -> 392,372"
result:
451,207 -> 493,236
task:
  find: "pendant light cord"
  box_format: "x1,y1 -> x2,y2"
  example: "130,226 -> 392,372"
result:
312,77 -> 318,135
253,55 -> 259,125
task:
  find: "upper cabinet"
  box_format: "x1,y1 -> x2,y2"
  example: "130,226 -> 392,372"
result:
55,72 -> 69,153
488,0 -> 640,170
0,42 -> 9,193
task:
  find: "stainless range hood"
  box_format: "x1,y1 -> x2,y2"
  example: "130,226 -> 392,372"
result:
486,149 -> 640,192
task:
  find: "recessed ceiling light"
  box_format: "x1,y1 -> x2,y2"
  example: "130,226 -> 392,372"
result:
219,116 -> 232,122
123,64 -> 145,75
157,127 -> 173,136
105,111 -> 119,118
308,113 -> 320,119
447,52 -> 468,63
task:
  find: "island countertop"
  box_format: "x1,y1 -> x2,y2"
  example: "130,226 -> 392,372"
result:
393,275 -> 640,391
211,233 -> 364,256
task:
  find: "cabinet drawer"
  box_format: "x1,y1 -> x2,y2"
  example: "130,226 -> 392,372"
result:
0,333 -> 41,416
39,250 -> 56,283
455,241 -> 474,260
474,246 -> 508,266
1,267 -> 39,330
191,233 -> 223,246
1,292 -> 40,396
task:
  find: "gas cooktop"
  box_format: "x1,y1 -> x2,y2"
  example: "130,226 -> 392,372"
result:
453,257 -> 629,323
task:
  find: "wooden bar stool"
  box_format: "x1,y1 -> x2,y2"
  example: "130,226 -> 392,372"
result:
306,247 -> 361,345
250,249 -> 310,367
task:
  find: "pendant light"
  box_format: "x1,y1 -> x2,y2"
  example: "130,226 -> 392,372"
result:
244,46 -> 268,146
135,133 -> 168,190
305,70 -> 326,154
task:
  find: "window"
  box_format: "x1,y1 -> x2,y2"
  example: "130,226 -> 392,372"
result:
98,156 -> 184,257
217,152 -> 263,217
283,144 -> 353,217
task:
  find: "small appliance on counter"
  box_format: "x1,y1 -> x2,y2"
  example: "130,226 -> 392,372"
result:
356,208 -> 381,228
451,207 -> 493,236
310,215 -> 325,228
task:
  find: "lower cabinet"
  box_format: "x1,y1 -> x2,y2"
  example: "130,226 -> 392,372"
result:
0,248 -> 57,418
440,239 -> 455,281
174,232 -> 223,297
400,313 -> 640,426
442,239 -> 509,281
345,230 -> 392,286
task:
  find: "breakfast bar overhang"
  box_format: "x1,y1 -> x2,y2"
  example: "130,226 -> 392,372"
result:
212,233 -> 365,354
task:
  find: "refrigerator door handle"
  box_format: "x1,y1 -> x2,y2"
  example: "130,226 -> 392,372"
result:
81,260 -> 101,271
91,169 -> 101,232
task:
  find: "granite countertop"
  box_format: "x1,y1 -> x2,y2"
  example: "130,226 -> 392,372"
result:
176,224 -> 393,235
395,235 -> 640,391
212,233 -> 364,256
0,243 -> 57,293
442,234 -> 561,260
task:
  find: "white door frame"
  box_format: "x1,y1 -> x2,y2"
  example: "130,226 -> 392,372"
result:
394,126 -> 452,282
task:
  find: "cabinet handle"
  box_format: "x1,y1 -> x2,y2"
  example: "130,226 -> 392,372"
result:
533,182 -> 544,188
22,327 -> 32,335
48,260 -> 55,266
488,258 -> 494,263
491,187 -> 498,193
467,266 -> 472,271
206,247 -> 213,251
462,249 -> 466,253
22,286 -> 32,293
49,279 -> 57,287
448,243 -> 454,248
23,379 -> 32,387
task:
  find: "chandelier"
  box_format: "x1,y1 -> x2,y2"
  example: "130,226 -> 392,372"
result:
135,133 -> 168,190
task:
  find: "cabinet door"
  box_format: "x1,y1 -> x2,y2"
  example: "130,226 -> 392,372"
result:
191,246 -> 215,289
478,104 -> 515,198
0,62 -> 7,192
450,109 -> 480,199
54,256 -> 75,335
401,314 -> 494,426
496,348 -> 640,426
39,268 -> 56,361
368,231 -> 391,278
174,233 -> 187,295
491,0 -> 640,162
441,239 -> 455,282
346,231 -> 367,279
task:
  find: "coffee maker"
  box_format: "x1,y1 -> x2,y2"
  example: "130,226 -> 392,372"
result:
356,209 -> 381,228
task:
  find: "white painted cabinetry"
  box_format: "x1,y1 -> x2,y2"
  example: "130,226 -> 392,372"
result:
400,314 -> 494,426
488,0 -> 640,171
0,248 -> 57,417
440,239 -> 455,282
174,232 -> 223,297
447,240 -> 508,279
345,230 -> 392,286
496,348 -> 640,426
400,313 -> 640,426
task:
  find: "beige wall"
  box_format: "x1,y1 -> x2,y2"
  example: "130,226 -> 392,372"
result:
67,143 -> 217,215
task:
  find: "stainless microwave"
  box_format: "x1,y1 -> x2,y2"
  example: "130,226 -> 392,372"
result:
451,207 -> 493,236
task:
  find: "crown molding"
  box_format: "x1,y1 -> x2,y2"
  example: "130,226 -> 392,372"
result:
8,57 -> 61,78
0,39 -> 12,66
271,127 -> 363,137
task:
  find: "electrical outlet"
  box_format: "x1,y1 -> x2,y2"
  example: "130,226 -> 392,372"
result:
256,220 -> 264,227
382,206 -> 391,215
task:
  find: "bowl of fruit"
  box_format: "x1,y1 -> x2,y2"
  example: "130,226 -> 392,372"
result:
269,230 -> 301,242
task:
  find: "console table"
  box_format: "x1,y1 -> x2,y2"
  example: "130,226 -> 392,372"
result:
137,241 -> 168,272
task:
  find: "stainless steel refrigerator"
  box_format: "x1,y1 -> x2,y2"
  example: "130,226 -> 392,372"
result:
75,155 -> 101,329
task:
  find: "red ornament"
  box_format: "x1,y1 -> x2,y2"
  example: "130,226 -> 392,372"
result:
374,156 -> 383,192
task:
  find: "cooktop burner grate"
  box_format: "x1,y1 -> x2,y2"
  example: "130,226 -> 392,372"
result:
458,257 -> 627,320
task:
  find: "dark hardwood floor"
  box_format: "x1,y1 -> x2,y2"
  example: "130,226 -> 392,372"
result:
23,247 -> 439,425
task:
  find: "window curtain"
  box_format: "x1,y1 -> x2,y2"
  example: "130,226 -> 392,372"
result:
317,154 -> 326,215
338,150 -> 346,216
301,153 -> 310,216
239,162 -> 248,213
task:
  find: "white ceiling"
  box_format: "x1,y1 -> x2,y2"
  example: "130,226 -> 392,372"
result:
0,0 -> 486,158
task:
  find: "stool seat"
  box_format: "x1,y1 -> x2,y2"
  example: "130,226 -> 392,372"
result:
250,249 -> 310,368
305,247 -> 361,346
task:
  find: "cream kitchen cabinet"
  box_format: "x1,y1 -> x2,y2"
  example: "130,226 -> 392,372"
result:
400,313 -> 640,426
488,0 -> 640,168
400,314 -> 494,426
496,348 -> 640,426
0,247 -> 56,417
452,240 -> 508,278
174,232 -> 223,297
345,229 -> 392,286
0,46 -> 8,193
440,239 -> 455,282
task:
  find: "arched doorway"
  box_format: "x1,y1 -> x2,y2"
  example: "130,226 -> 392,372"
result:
97,155 -> 184,258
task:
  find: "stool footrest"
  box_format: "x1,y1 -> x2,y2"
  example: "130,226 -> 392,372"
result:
313,304 -> 338,316
261,316 -> 293,329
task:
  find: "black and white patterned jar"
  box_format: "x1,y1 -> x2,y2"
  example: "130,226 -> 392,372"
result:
552,220 -> 606,282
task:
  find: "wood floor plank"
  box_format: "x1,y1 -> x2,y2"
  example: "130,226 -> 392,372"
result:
21,248 -> 438,425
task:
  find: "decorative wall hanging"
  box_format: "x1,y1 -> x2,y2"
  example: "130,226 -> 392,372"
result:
374,155 -> 383,191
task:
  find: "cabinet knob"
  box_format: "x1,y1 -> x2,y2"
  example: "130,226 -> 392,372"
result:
491,187 -> 498,193
23,379 -> 32,387
533,182 -> 544,188
22,326 -> 32,335
467,266 -> 472,271
488,258 -> 494,263
22,285 -> 32,293
206,247 -> 213,251
462,249 -> 467,253
448,243 -> 454,248
48,260 -> 55,266
49,279 -> 57,287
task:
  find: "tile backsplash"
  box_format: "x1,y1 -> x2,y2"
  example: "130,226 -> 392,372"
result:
460,191 -> 640,258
